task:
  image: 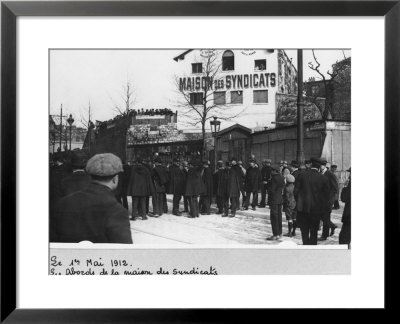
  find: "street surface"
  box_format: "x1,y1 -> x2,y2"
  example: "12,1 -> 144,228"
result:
128,195 -> 343,245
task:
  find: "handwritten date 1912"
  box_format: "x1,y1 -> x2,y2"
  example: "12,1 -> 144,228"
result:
110,259 -> 129,267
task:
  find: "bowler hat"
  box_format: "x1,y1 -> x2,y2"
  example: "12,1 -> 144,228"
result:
290,160 -> 299,168
85,153 -> 123,177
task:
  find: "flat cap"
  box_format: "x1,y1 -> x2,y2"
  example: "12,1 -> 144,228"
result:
85,153 -> 123,176
217,160 -> 224,166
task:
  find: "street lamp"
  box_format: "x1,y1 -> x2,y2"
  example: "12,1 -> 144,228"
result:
209,116 -> 221,170
67,114 -> 74,151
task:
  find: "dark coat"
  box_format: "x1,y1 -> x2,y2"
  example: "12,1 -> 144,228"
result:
227,166 -> 242,197
291,169 -> 300,179
215,167 -> 241,197
201,167 -> 213,196
323,169 -> 339,205
214,168 -> 225,196
127,164 -> 153,197
50,182 -> 133,244
168,164 -> 185,196
284,182 -> 296,210
152,165 -> 169,193
50,163 -> 71,209
60,171 -> 91,197
185,167 -> 202,196
269,173 -> 285,205
115,165 -> 131,197
340,180 -> 351,224
244,166 -> 262,192
261,165 -> 272,182
294,168 -> 330,215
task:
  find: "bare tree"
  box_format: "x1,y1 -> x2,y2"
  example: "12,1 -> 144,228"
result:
174,50 -> 246,156
79,101 -> 95,154
111,80 -> 137,116
307,50 -> 351,120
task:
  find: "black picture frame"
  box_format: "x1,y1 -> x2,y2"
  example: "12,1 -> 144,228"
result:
1,0 -> 398,321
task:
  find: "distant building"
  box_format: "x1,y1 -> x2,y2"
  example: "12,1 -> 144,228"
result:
173,49 -> 298,129
49,115 -> 87,154
83,109 -> 211,163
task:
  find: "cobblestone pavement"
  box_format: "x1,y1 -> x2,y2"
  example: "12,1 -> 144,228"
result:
128,195 -> 343,245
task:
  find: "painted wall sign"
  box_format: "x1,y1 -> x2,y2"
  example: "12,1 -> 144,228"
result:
241,49 -> 256,56
200,49 -> 216,58
179,73 -> 276,91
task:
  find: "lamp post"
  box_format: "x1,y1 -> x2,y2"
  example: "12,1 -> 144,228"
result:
67,114 -> 74,151
209,116 -> 221,171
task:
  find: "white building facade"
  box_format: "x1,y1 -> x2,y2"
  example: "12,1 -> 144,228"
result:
174,49 -> 297,129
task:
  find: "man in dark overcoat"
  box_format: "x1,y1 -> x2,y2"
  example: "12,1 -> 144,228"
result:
244,159 -> 262,210
50,153 -> 133,244
181,161 -> 190,213
319,159 -> 339,240
199,161 -> 213,215
339,168 -> 351,245
213,161 -> 225,214
127,158 -> 153,220
151,158 -> 169,216
185,162 -> 202,218
60,150 -> 91,197
259,159 -> 272,207
290,160 -> 300,179
267,167 -> 286,240
227,159 -> 242,217
168,158 -> 185,216
294,157 -> 330,245
115,163 -> 131,210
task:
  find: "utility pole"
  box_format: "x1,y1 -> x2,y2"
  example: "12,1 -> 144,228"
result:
50,104 -> 67,153
88,101 -> 91,155
296,49 -> 305,164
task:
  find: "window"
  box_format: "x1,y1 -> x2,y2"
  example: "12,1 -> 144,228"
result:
253,90 -> 268,103
222,50 -> 234,71
214,91 -> 226,105
255,59 -> 266,71
192,63 -> 202,74
190,92 -> 203,105
230,91 -> 243,104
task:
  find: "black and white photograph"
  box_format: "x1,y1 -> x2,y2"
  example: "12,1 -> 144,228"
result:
2,1 -> 392,315
48,48 -> 351,275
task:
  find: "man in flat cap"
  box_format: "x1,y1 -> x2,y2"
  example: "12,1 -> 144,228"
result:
294,157 -> 329,245
50,153 -> 133,244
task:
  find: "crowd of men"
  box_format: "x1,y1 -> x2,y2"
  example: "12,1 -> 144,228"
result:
49,151 -> 351,246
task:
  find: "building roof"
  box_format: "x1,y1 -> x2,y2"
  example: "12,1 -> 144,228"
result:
173,50 -> 194,62
217,123 -> 252,136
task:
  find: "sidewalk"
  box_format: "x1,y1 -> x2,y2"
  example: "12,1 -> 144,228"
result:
128,195 -> 343,245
